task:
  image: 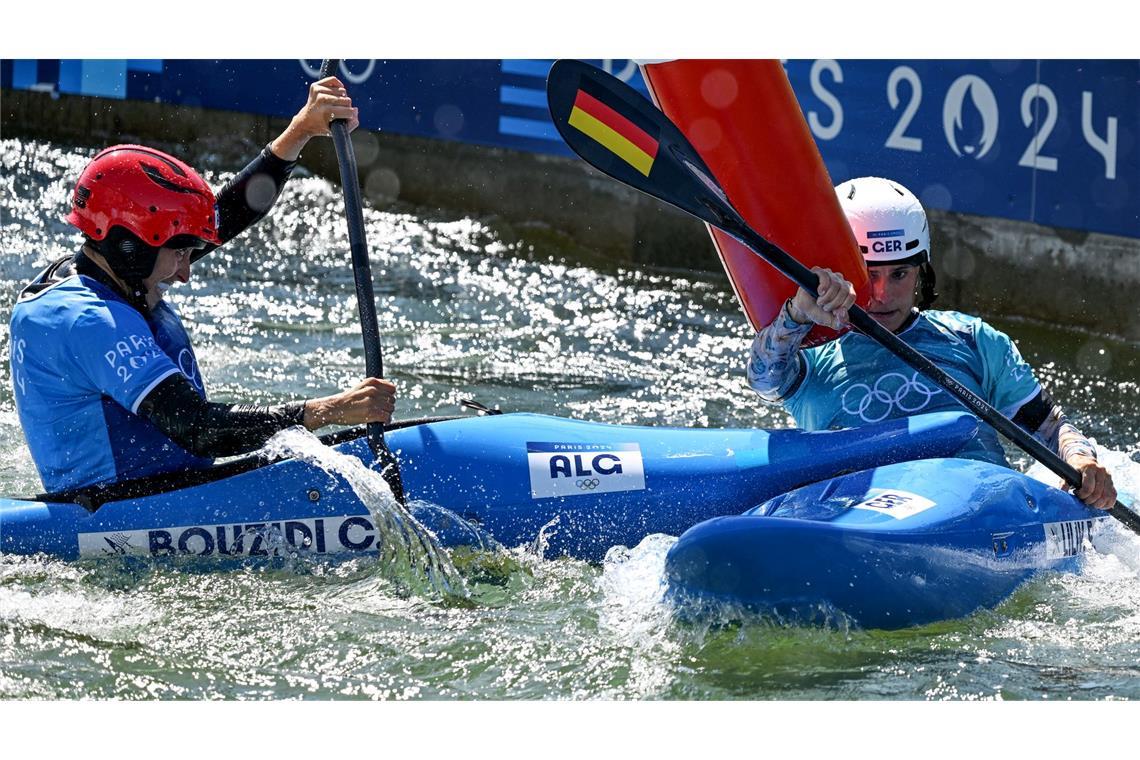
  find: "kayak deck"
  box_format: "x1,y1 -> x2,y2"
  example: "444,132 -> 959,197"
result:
1,411 -> 981,564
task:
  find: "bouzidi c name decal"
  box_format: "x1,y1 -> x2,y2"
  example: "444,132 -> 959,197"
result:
527,442 -> 646,499
77,515 -> 379,559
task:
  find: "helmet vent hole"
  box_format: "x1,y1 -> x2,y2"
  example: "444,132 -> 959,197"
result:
95,173 -> 103,180
96,228 -> 103,236
153,234 -> 160,241
149,206 -> 158,213
172,220 -> 180,227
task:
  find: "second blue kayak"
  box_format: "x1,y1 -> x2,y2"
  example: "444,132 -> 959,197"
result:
665,457 -> 1111,629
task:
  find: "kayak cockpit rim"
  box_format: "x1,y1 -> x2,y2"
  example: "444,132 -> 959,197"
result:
10,415 -> 461,512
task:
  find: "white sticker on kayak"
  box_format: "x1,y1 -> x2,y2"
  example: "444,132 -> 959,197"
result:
1043,519 -> 1097,559
852,489 -> 937,519
527,442 -> 646,499
77,515 -> 380,559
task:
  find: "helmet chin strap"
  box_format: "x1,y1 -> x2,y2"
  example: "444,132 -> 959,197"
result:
121,278 -> 150,312
917,261 -> 939,310
79,238 -> 154,312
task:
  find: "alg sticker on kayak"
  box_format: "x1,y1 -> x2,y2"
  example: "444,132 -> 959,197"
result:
852,489 -> 937,519
527,442 -> 646,499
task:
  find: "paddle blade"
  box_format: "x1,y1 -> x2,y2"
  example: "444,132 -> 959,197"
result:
547,59 -> 744,234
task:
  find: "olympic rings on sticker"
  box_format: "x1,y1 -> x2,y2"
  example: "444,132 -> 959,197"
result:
576,478 -> 600,490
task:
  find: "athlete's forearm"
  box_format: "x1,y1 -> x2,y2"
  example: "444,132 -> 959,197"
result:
1013,389 -> 1098,463
1036,412 -> 1098,464
137,374 -> 306,458
747,299 -> 812,402
191,146 -> 298,263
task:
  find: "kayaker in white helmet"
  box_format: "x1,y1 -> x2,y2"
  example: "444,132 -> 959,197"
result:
746,176 -> 1116,510
8,76 -> 397,495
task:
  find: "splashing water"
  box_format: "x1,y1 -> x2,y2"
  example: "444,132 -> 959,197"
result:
261,427 -> 466,601
1028,442 -> 1140,573
527,515 -> 561,560
4,137 -> 1140,700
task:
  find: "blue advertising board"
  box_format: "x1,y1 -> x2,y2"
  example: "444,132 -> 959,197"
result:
781,60 -> 1137,240
3,59 -> 1136,239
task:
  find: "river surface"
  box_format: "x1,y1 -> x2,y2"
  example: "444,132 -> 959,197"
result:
2,137 -> 1139,701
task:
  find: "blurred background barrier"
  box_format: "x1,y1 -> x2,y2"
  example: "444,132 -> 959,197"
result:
3,59 -> 1137,339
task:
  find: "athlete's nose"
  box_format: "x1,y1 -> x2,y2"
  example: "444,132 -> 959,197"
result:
175,257 -> 191,283
869,275 -> 888,303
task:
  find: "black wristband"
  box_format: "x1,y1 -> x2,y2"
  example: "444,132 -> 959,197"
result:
273,400 -> 307,427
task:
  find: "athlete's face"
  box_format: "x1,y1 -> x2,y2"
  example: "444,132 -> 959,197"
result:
143,246 -> 194,308
866,264 -> 919,332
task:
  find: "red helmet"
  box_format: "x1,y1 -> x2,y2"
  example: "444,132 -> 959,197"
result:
66,144 -> 222,248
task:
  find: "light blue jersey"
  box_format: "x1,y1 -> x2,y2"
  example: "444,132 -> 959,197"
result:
785,310 -> 1041,466
9,275 -> 212,492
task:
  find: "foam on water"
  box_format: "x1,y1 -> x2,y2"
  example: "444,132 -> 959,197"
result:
599,536 -> 674,638
593,536 -> 684,697
0,557 -> 162,641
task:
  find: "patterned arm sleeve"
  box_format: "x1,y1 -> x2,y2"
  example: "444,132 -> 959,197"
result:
746,300 -> 812,402
1013,389 -> 1098,463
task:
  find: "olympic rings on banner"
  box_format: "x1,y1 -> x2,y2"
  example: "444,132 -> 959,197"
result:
297,60 -> 377,84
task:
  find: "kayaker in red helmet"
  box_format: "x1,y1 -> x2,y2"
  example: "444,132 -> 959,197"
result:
8,76 -> 397,494
747,176 -> 1117,510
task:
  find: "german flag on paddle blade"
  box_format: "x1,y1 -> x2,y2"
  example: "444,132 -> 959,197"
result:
567,78 -> 660,177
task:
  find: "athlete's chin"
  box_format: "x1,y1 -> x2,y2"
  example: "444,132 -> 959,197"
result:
868,310 -> 904,331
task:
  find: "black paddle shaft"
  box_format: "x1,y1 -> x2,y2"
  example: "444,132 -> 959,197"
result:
545,59 -> 1138,534
318,59 -> 406,504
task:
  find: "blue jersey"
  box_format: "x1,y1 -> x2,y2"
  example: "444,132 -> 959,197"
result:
785,310 -> 1041,466
9,275 -> 213,492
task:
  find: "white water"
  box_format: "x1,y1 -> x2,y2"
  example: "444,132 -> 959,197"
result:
1027,442 -> 1140,569
260,427 -> 466,600
4,137 -> 1139,701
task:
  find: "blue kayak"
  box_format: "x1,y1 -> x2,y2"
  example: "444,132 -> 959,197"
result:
665,457 -> 1111,630
0,411 -> 977,563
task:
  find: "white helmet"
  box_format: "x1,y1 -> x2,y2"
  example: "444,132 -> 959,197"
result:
835,177 -> 930,265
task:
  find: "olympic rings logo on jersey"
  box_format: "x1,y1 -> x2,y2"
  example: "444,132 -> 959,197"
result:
841,372 -> 942,423
177,348 -> 203,392
576,478 -> 600,491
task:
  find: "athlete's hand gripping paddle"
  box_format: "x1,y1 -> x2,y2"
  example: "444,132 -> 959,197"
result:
318,59 -> 406,505
545,59 -> 1139,535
